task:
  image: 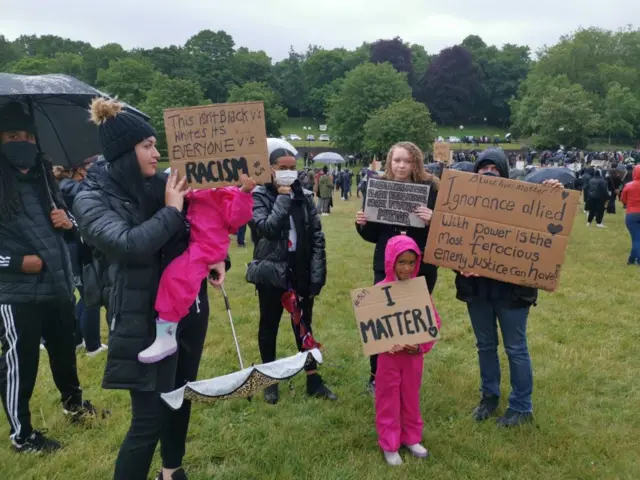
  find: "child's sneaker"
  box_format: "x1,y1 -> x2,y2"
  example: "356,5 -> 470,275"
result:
383,450 -> 403,466
12,430 -> 61,453
404,443 -> 429,458
138,319 -> 178,363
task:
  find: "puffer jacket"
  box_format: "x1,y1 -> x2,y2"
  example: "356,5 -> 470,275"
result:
0,168 -> 74,305
621,165 -> 640,214
73,164 -> 187,392
247,184 -> 326,292
454,149 -> 538,308
588,172 -> 609,201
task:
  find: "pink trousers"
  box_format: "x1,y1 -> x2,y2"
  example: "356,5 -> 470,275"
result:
375,351 -> 424,452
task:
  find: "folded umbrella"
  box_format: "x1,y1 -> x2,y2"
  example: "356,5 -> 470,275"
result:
524,167 -> 576,188
0,73 -> 147,167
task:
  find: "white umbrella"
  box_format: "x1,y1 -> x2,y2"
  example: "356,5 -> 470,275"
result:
314,152 -> 345,164
267,138 -> 298,156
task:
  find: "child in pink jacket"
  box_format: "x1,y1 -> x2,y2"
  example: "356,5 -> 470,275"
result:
138,174 -> 255,364
375,235 -> 441,466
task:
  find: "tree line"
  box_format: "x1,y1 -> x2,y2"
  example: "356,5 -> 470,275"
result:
0,27 -> 638,153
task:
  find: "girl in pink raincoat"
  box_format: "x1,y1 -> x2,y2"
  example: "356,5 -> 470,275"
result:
375,235 -> 441,466
138,174 -> 255,363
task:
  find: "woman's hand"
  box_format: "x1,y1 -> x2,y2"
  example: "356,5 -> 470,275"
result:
208,262 -> 226,289
165,170 -> 190,211
50,209 -> 73,230
21,255 -> 43,274
543,179 -> 563,189
240,174 -> 257,193
355,211 -> 368,226
414,206 -> 433,225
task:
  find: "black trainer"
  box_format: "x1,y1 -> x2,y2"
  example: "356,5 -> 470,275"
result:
472,393 -> 499,422
306,374 -> 337,401
63,399 -> 105,422
12,430 -> 62,453
156,467 -> 188,480
496,408 -> 533,427
264,384 -> 279,405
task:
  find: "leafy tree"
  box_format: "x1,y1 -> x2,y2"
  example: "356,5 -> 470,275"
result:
49,53 -> 87,81
185,29 -> 235,102
140,46 -> 197,82
306,78 -> 344,118
97,57 -> 156,105
82,43 -> 128,85
370,37 -> 413,79
302,49 -> 350,93
227,81 -> 287,136
0,35 -> 20,69
12,34 -> 91,58
328,62 -> 412,151
363,99 -> 437,153
273,48 -> 307,116
6,55 -> 55,75
231,47 -> 274,86
418,45 -> 483,124
603,82 -> 640,143
410,44 -> 430,81
139,74 -> 208,152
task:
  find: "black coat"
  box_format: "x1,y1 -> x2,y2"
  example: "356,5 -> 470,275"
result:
588,176 -> 609,201
247,184 -> 326,293
356,179 -> 439,290
0,169 -> 74,305
73,165 -> 188,392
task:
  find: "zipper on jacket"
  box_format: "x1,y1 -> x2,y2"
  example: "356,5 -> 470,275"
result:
110,314 -> 116,331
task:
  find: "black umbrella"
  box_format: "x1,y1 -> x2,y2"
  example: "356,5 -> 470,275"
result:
451,161 -> 475,172
425,162 -> 443,178
524,167 -> 576,188
509,168 -> 525,179
0,73 -> 148,167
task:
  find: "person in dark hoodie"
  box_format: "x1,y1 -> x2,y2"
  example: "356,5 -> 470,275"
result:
247,147 -> 336,405
457,148 -> 563,427
355,142 -> 439,394
587,169 -> 609,227
581,166 -> 594,214
0,101 -> 98,453
73,98 -> 226,480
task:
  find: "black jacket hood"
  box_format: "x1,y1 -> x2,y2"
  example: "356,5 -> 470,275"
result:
474,148 -> 510,178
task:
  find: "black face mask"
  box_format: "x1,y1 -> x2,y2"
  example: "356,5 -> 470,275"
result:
1,141 -> 38,170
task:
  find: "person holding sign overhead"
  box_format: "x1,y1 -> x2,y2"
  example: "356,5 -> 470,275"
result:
373,235 -> 441,466
456,148 -> 563,427
355,142 -> 439,394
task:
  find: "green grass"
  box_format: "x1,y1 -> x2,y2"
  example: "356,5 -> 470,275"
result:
4,197 -> 639,479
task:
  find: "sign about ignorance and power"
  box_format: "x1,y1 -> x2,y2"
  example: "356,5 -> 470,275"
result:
424,170 -> 579,291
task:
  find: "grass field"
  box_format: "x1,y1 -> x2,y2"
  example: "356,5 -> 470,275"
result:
3,195 -> 639,479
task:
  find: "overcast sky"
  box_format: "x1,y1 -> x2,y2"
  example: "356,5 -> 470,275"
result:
1,0 -> 638,60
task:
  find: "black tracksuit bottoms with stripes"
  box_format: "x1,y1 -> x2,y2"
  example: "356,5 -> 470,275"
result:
0,302 -> 82,442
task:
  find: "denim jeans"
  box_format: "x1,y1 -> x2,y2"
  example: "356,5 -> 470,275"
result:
625,213 -> 640,264
75,287 -> 102,352
467,300 -> 533,413
237,224 -> 247,246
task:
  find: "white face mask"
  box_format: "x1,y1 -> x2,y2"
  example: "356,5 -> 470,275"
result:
274,170 -> 298,186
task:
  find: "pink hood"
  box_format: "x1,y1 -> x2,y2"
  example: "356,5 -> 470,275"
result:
377,235 -> 441,354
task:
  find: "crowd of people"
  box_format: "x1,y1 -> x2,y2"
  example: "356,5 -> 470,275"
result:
1,95 -> 639,480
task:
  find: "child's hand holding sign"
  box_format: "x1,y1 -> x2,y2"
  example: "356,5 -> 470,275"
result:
240,174 -> 257,193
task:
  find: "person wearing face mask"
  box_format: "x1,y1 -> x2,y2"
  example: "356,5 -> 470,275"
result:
247,148 -> 336,405
457,148 -> 563,427
0,101 -> 99,453
354,142 -> 439,395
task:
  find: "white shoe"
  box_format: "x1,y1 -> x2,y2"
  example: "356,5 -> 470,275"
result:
76,341 -> 85,352
321,213 -> 329,216
383,451 -> 403,466
597,224 -> 606,228
404,443 -> 429,458
138,320 -> 178,364
86,344 -> 108,357
40,343 -> 46,351
586,223 -> 591,227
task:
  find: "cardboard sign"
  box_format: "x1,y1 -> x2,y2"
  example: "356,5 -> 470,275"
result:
364,178 -> 430,228
515,161 -> 525,170
351,277 -> 439,356
424,170 -> 580,291
164,101 -> 270,188
568,163 -> 582,172
433,142 -> 451,163
591,160 -> 606,168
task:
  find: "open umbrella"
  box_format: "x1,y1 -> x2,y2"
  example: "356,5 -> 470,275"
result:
509,169 -> 525,180
451,161 -> 475,172
160,286 -> 321,409
267,137 -> 298,156
425,162 -> 443,178
0,73 -> 148,167
524,167 -> 576,188
314,152 -> 345,164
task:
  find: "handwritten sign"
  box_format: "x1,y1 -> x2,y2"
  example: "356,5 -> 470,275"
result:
364,178 -> 430,228
591,160 -> 606,168
351,277 -> 439,356
424,170 -> 579,291
164,101 -> 270,188
433,142 -> 451,163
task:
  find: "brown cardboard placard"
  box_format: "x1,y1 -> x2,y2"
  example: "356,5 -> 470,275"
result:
424,170 -> 579,292
351,277 -> 439,356
164,101 -> 270,188
364,178 -> 430,228
433,142 -> 451,163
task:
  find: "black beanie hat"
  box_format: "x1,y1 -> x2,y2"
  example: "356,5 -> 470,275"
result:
89,97 -> 156,163
0,102 -> 36,135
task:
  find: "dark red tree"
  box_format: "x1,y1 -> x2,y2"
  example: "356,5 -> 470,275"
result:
370,37 -> 413,78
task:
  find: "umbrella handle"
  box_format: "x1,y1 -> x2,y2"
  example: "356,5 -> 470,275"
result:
220,284 -> 244,370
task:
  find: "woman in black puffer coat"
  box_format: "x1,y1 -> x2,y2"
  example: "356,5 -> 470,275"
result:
247,148 -> 335,405
73,98 -> 225,480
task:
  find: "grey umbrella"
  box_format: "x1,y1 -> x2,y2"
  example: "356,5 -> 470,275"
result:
0,73 -> 148,167
313,152 -> 345,164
